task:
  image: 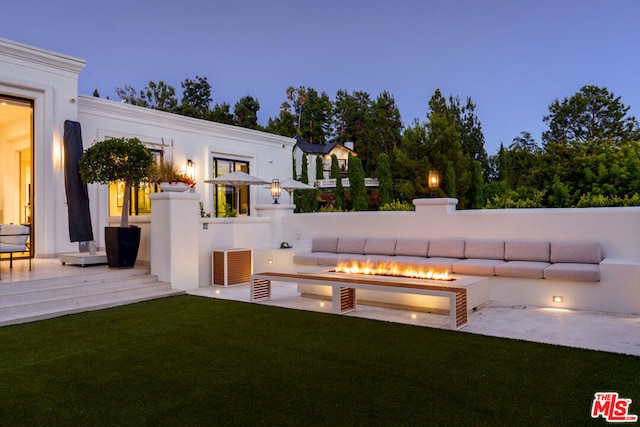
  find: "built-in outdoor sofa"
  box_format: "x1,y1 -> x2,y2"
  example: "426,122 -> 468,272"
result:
293,237 -> 602,282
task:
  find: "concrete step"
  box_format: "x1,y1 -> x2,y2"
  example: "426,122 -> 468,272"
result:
0,268 -> 184,327
0,267 -> 152,294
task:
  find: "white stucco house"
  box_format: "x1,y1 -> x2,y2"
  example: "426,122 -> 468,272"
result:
3,38 -> 640,318
0,38 -> 295,260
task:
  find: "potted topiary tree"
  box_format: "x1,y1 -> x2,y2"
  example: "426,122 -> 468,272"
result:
79,137 -> 153,268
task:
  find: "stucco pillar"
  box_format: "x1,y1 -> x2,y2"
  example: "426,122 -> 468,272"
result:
149,192 -> 200,290
413,198 -> 459,215
255,203 -> 296,247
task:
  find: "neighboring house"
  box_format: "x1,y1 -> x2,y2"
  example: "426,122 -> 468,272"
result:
292,136 -> 355,186
292,136 -> 379,189
0,38 -> 295,259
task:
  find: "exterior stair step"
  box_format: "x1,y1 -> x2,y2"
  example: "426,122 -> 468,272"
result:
0,268 -> 184,327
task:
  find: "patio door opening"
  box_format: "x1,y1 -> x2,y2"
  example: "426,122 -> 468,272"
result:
212,157 -> 250,217
0,95 -> 34,258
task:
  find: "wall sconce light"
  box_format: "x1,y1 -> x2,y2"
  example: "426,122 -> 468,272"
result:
428,169 -> 439,197
271,179 -> 281,204
552,295 -> 564,303
186,159 -> 195,180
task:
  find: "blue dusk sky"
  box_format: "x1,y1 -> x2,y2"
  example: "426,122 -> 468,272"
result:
4,0 -> 639,155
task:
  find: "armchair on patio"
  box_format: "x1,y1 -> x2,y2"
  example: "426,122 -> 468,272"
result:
0,224 -> 31,279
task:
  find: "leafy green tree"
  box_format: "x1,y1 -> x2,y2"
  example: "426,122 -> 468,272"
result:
331,154 -> 344,210
286,86 -> 308,133
301,88 -> 333,144
176,76 -> 212,119
348,155 -> 367,211
366,91 -> 403,174
377,153 -> 393,206
265,102 -> 297,137
285,86 -> 332,143
334,90 -> 373,169
143,81 -> 177,111
210,102 -> 234,125
539,86 -> 640,206
116,81 -> 178,110
115,84 -> 148,107
450,95 -> 487,166
443,161 -> 456,198
425,90 -> 466,201
543,85 -> 639,146
469,160 -> 485,208
234,95 -> 260,129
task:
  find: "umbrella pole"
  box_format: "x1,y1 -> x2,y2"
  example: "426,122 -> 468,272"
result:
236,185 -> 241,215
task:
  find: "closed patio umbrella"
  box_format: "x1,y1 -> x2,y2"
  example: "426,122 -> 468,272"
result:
205,171 -> 268,214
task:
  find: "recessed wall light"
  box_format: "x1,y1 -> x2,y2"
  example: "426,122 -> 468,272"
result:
553,296 -> 564,303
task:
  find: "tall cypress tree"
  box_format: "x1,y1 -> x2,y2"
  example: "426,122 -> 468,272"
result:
348,155 -> 368,211
331,154 -> 344,210
444,160 -> 456,198
300,154 -> 310,212
377,153 -> 393,206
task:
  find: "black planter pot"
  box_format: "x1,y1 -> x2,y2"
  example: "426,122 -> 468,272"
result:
104,226 -> 141,268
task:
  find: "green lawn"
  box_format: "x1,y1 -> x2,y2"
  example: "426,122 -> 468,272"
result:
0,295 -> 637,426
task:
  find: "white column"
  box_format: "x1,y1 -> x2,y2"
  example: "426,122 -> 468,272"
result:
413,198 -> 459,214
255,203 -> 296,248
149,192 -> 200,290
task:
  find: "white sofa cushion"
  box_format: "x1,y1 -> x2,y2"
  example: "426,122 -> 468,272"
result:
505,240 -> 550,262
495,261 -> 550,279
312,237 -> 338,253
363,238 -> 397,256
428,239 -> 465,259
550,241 -> 601,264
394,239 -> 429,257
544,263 -> 600,282
464,239 -> 504,260
337,237 -> 367,254
453,259 -> 505,276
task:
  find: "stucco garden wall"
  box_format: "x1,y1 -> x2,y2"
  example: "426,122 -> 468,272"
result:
268,199 -> 640,314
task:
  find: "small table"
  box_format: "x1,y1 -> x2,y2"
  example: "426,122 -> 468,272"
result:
250,271 -> 473,330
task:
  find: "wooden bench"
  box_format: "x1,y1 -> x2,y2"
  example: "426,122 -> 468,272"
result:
250,271 -> 469,330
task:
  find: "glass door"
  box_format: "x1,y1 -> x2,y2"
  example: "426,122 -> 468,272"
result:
0,95 -> 34,257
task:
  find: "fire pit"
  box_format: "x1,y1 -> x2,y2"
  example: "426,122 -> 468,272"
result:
334,260 -> 455,281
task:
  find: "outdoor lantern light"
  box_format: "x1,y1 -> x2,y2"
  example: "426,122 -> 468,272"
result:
186,159 -> 195,180
271,179 -> 281,204
428,169 -> 439,197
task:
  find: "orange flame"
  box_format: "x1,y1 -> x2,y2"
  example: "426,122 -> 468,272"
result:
335,260 -> 454,281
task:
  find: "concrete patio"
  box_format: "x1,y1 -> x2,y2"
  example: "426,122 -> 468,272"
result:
1,258 -> 638,357
189,281 -> 640,357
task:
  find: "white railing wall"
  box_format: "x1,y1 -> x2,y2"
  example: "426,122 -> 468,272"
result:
148,195 -> 640,313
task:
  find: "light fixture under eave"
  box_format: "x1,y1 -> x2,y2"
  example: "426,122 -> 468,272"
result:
552,295 -> 564,303
271,179 -> 281,204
